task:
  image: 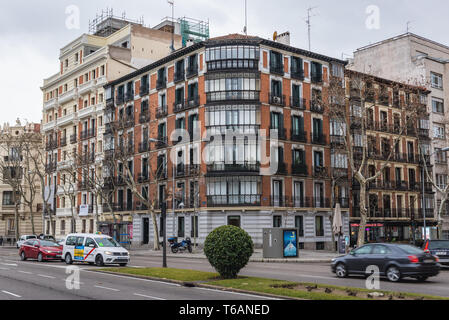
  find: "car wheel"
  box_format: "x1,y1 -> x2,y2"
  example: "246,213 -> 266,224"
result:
386,266 -> 401,282
20,251 -> 27,261
65,253 -> 73,265
37,253 -> 44,262
95,255 -> 104,267
171,247 -> 178,254
416,276 -> 428,282
335,263 -> 348,278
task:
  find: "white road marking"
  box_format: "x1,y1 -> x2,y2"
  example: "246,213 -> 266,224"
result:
1,290 -> 21,298
17,271 -> 33,274
0,263 -> 17,267
133,293 -> 165,300
0,267 -> 9,270
193,287 -> 281,300
83,270 -> 181,287
38,274 -> 56,279
94,285 -> 120,292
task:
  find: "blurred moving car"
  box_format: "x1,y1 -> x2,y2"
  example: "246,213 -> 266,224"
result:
38,234 -> 56,242
423,240 -> 449,266
331,243 -> 440,282
16,235 -> 37,248
63,233 -> 129,267
19,239 -> 63,262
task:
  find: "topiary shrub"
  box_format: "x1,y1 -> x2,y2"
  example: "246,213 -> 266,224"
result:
204,225 -> 254,279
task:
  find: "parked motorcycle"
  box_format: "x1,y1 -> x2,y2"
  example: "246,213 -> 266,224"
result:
168,237 -> 192,253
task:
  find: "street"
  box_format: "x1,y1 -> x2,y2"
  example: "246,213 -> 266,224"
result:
0,248 -> 275,300
1,247 -> 449,299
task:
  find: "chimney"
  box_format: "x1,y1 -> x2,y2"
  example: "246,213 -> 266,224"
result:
275,31 -> 290,46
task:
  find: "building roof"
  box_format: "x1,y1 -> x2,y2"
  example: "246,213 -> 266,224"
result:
355,32 -> 449,53
106,33 -> 347,87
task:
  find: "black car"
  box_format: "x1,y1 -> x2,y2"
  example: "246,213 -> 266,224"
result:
331,243 -> 440,282
423,240 -> 449,266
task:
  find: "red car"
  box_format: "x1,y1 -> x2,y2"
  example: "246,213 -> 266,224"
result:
19,239 -> 63,262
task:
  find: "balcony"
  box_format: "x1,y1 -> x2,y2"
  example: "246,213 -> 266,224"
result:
156,105 -> 168,119
140,84 -> 149,96
269,127 -> 287,140
290,97 -> 307,110
80,153 -> 95,165
156,168 -> 167,180
78,181 -> 89,191
275,162 -> 287,175
46,140 -> 58,151
138,142 -> 150,153
44,98 -> 58,111
156,77 -> 167,90
155,137 -> 168,149
330,135 -> 345,146
291,70 -> 305,81
292,164 -> 308,176
174,70 -> 185,83
291,130 -> 307,143
311,133 -> 326,145
307,197 -> 330,208
80,128 -> 96,140
186,66 -> 198,78
311,73 -> 323,84
270,64 -> 284,76
207,162 -> 260,175
116,94 -> 125,105
418,128 -> 430,139
115,115 -> 135,129
207,194 -> 261,207
58,88 -> 77,104
60,137 -> 67,147
176,164 -> 200,178
269,93 -> 286,107
335,197 -> 350,208
332,167 -> 348,178
310,100 -> 324,113
45,162 -> 57,173
139,110 -> 150,124
125,90 -> 134,102
206,90 -> 260,103
313,166 -> 328,179
78,79 -> 96,96
137,172 -> 150,184
70,134 -> 77,144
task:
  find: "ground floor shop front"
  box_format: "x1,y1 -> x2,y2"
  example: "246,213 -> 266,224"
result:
349,220 -> 439,245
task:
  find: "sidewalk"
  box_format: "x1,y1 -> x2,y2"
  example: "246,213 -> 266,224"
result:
130,248 -> 341,263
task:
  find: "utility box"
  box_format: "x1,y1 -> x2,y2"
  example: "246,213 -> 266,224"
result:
263,228 -> 299,258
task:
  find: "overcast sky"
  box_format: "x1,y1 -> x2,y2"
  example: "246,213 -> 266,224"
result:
1,0 -> 448,125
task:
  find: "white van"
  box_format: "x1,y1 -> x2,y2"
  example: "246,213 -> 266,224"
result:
62,233 -> 129,267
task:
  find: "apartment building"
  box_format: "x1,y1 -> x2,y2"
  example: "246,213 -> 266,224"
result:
0,122 -> 43,241
103,34 -> 347,249
348,33 -> 449,238
345,69 -> 432,244
41,15 -> 182,238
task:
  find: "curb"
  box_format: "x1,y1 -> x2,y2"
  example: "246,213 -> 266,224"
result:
93,270 -> 300,300
131,253 -> 333,263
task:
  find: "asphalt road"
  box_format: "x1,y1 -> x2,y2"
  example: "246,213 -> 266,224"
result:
2,247 -> 449,299
0,248 -> 274,300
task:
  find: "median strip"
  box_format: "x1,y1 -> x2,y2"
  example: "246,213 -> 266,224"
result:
98,267 -> 449,301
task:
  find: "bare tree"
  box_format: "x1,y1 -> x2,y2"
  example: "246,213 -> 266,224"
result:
327,70 -> 428,247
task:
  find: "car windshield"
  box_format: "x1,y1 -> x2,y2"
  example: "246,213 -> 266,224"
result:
40,240 -> 60,247
428,241 -> 449,250
95,237 -> 120,248
397,245 -> 423,254
26,236 -> 37,239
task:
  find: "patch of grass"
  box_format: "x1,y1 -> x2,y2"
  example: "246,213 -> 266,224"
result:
207,277 -> 449,301
103,267 -> 219,282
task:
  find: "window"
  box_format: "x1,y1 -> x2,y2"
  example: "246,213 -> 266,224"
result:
295,216 -> 304,237
65,236 -> 76,246
2,191 -> 14,205
60,220 -> 66,234
76,237 -> 85,246
85,238 -> 96,247
273,216 -> 282,228
228,216 -> 241,228
437,174 -> 448,189
434,123 -> 445,139
178,217 -> 185,237
432,98 -> 444,113
191,216 -> 199,238
354,245 -> 373,255
431,72 -> 443,89
315,216 -> 324,236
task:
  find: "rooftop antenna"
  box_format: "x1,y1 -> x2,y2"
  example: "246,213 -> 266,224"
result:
168,0 -> 175,52
304,6 -> 318,51
406,20 -> 413,33
243,0 -> 248,36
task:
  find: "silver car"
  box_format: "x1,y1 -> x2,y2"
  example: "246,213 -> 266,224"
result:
16,235 -> 37,248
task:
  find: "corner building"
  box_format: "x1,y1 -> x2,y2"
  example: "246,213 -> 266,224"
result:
104,34 -> 347,249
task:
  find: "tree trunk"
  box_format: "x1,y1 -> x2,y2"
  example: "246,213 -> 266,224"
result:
29,205 -> 35,235
150,208 -> 160,251
437,197 -> 448,240
14,204 -> 20,241
357,182 -> 368,247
